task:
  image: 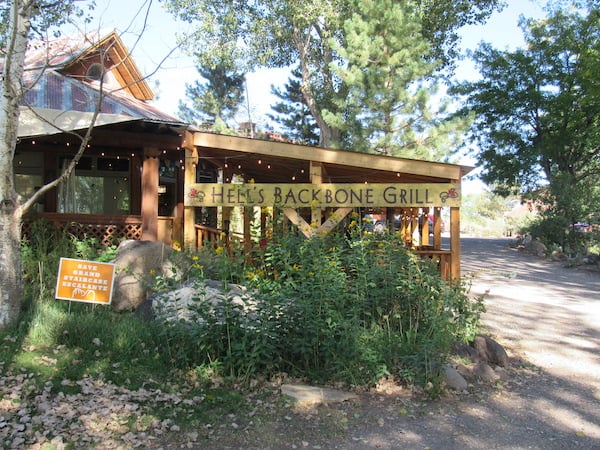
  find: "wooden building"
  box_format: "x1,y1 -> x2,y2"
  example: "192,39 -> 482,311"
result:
14,31 -> 472,280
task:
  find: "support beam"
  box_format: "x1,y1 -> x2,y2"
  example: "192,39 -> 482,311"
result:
284,208 -> 314,238
183,143 -> 198,249
450,206 -> 461,280
141,147 -> 159,241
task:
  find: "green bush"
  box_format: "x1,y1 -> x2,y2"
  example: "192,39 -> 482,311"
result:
13,218 -> 484,397
154,223 -> 484,390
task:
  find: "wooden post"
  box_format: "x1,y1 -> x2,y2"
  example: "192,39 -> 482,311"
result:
420,208 -> 429,246
141,147 -> 159,241
310,161 -> 323,228
410,208 -> 419,247
243,206 -> 252,256
450,206 -> 461,280
222,206 -> 232,250
433,207 -> 442,249
182,133 -> 197,250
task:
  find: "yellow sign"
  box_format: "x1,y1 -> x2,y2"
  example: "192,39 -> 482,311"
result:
55,258 -> 116,305
185,183 -> 461,207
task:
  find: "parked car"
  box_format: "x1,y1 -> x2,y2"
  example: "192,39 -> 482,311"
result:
363,213 -> 387,232
571,222 -> 592,233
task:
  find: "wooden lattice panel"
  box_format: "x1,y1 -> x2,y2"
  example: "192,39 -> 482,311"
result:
23,213 -> 144,246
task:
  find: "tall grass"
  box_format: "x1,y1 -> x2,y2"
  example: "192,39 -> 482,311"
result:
155,219 -> 485,390
5,218 -> 484,398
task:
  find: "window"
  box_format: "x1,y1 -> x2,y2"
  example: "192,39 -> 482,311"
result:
58,156 -> 130,215
86,63 -> 105,82
14,152 -> 43,211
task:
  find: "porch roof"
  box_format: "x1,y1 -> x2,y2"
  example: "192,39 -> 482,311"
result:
192,132 -> 474,185
17,107 -> 139,139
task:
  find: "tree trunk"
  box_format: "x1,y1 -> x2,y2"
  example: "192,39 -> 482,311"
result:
0,209 -> 23,327
0,0 -> 34,328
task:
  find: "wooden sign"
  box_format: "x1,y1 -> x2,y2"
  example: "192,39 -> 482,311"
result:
186,183 -> 461,208
55,258 -> 116,305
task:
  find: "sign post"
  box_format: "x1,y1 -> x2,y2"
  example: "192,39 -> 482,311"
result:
55,258 -> 116,305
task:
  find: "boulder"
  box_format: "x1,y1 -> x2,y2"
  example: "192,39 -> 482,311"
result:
443,365 -> 468,391
151,279 -> 258,324
452,342 -> 481,363
110,240 -> 175,312
529,239 -> 547,257
472,361 -> 500,382
472,334 -> 510,368
456,361 -> 500,383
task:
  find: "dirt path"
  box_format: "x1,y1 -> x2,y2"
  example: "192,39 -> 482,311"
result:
462,237 -> 600,386
200,237 -> 600,450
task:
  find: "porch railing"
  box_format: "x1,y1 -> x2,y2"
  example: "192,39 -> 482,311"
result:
414,248 -> 452,280
23,213 -> 178,247
193,224 -> 244,251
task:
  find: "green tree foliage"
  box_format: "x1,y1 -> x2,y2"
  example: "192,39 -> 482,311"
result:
267,66 -> 319,145
329,0 -> 471,158
161,0 -> 503,150
0,1 -> 93,51
178,63 -> 246,130
452,5 -> 600,243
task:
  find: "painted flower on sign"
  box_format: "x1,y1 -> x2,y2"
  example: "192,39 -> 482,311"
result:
440,188 -> 459,203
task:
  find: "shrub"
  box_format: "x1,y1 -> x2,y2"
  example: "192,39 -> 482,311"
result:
16,220 -> 485,395
154,227 -> 484,390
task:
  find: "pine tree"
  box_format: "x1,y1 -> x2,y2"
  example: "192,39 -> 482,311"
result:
178,64 -> 246,130
267,66 -> 319,145
330,0 -> 469,159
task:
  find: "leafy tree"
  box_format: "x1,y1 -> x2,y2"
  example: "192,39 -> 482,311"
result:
0,0 -> 102,328
452,6 -> 600,244
162,0 -> 503,149
178,62 -> 246,130
267,66 -> 319,145
0,0 -> 92,52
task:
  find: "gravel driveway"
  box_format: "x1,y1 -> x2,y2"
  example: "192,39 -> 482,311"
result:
455,237 -> 600,449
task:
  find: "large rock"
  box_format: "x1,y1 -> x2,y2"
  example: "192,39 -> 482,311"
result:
151,279 -> 258,324
472,334 -> 510,368
110,240 -> 175,312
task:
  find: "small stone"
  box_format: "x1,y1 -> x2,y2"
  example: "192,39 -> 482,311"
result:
472,361 -> 499,382
443,365 -> 468,390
